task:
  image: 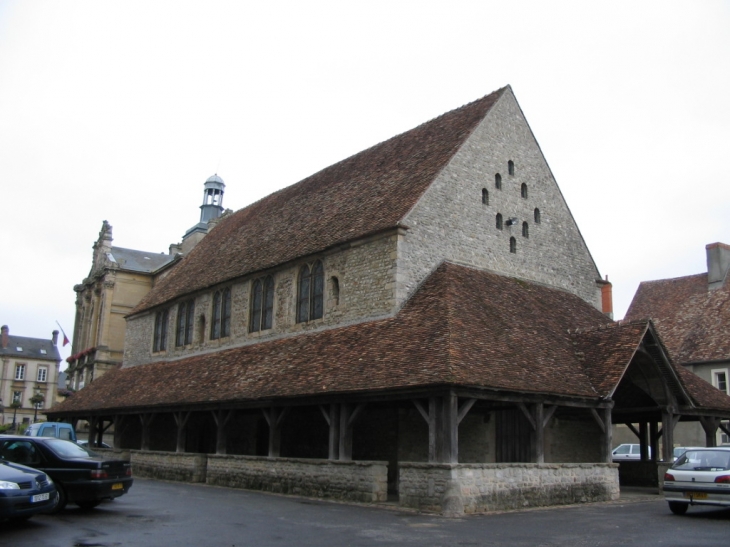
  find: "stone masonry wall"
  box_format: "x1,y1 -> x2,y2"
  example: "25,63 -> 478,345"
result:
206,455 -> 388,503
130,450 -> 207,483
124,233 -> 398,367
398,88 -> 602,309
399,462 -> 619,515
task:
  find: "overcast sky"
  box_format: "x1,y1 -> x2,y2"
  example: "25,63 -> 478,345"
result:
1,1 -> 728,366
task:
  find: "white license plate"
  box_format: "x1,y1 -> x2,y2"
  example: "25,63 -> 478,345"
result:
31,492 -> 50,503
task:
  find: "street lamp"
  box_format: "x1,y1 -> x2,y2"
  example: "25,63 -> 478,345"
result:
0,398 -> 4,427
30,391 -> 45,423
10,400 -> 20,431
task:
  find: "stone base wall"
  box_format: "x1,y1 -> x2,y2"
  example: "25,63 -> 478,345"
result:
399,462 -> 619,515
130,450 -> 208,483
206,455 -> 388,503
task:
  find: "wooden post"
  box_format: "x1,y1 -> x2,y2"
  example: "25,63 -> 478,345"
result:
413,398 -> 438,462
262,407 -> 288,458
212,409 -> 234,455
140,413 -> 154,451
531,403 -> 545,464
440,391 -> 458,464
661,410 -> 675,462
602,407 -> 613,463
113,415 -> 126,449
699,416 -> 719,448
649,421 -> 659,462
338,403 -> 365,462
87,416 -> 97,445
328,404 -> 340,461
639,422 -> 649,460
173,411 -> 190,453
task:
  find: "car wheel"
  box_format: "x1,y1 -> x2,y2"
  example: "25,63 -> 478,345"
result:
76,500 -> 101,510
51,485 -> 68,513
668,501 -> 689,515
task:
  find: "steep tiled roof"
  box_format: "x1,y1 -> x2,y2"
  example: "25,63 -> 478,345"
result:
675,365 -> 730,411
625,274 -> 730,364
131,88 -> 507,314
0,333 -> 61,362
110,246 -> 176,274
55,263 -> 623,414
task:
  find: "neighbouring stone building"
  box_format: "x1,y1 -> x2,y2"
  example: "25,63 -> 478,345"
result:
0,325 -> 62,428
66,175 -> 228,390
623,242 -> 730,447
49,86 -> 730,514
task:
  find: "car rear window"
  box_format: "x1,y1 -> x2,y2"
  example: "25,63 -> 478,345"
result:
673,450 -> 730,471
45,439 -> 97,458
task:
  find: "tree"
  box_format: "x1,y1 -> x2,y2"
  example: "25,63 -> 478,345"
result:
30,392 -> 45,423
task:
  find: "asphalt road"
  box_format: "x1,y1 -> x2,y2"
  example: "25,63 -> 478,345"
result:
2,479 -> 729,547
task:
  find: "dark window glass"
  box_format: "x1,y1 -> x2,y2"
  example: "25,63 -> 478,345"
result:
251,279 -> 262,332
176,302 -> 187,346
210,291 -> 221,340
508,160 -> 515,175
521,183 -> 528,199
496,213 -> 503,230
482,188 -> 489,205
312,261 -> 324,320
522,222 -> 529,238
510,237 -> 517,253
263,276 -> 274,330
534,208 -> 541,224
297,265 -> 311,323
495,173 -> 502,189
185,301 -> 195,345
153,309 -> 168,352
221,288 -> 231,337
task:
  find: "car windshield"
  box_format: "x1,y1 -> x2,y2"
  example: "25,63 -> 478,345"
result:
45,439 -> 98,458
672,450 -> 730,471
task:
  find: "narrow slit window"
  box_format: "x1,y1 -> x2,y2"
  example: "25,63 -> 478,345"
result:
508,160 -> 515,175
510,237 -> 517,253
495,173 -> 502,190
482,188 -> 489,205
496,213 -> 503,230
534,208 -> 541,224
522,222 -> 529,238
521,183 -> 528,199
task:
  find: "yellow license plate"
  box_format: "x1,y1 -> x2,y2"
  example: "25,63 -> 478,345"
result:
684,492 -> 708,500
111,483 -> 124,490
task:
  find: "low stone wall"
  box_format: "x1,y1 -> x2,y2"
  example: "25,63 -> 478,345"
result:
399,462 -> 619,515
130,450 -> 207,483
207,455 -> 388,503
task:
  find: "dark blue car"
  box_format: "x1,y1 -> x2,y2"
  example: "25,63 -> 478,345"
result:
0,459 -> 58,521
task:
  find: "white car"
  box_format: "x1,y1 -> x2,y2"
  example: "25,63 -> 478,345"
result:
663,447 -> 730,514
611,444 -> 651,461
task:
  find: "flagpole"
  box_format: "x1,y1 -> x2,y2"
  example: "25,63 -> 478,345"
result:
55,321 -> 71,347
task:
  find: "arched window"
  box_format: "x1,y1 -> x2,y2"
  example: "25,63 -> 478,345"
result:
510,237 -> 517,253
153,309 -> 168,352
522,222 -> 529,238
496,213 -> 503,230
482,188 -> 489,205
534,208 -> 541,224
211,288 -> 232,339
495,173 -> 502,190
332,276 -> 340,306
250,276 -> 274,332
508,160 -> 515,176
521,183 -> 528,199
297,261 -> 324,323
176,300 -> 195,346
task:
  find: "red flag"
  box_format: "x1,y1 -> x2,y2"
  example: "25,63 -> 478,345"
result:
56,321 -> 70,346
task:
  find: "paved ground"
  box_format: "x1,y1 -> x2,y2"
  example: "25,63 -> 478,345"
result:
2,480 -> 729,547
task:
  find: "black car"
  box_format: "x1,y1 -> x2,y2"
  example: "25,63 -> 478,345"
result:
0,435 -> 132,511
0,459 -> 58,520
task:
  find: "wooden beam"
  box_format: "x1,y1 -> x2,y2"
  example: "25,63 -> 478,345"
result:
590,408 -> 605,433
517,403 -> 536,430
173,411 -> 191,453
457,398 -> 477,425
542,405 -> 558,429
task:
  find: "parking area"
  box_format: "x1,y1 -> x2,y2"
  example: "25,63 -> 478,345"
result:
3,479 -> 729,547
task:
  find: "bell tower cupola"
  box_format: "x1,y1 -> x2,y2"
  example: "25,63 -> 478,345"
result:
180,174 -> 227,255
200,174 -> 225,223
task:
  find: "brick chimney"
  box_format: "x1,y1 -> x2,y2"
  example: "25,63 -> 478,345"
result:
52,330 -> 59,346
598,276 -> 613,319
707,242 -> 730,290
1,325 -> 8,349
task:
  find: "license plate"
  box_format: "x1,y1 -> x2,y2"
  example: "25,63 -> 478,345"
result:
111,483 -> 124,490
31,493 -> 50,503
684,492 -> 708,500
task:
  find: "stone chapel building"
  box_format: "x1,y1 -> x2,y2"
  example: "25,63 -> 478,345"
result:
50,86 -> 730,514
